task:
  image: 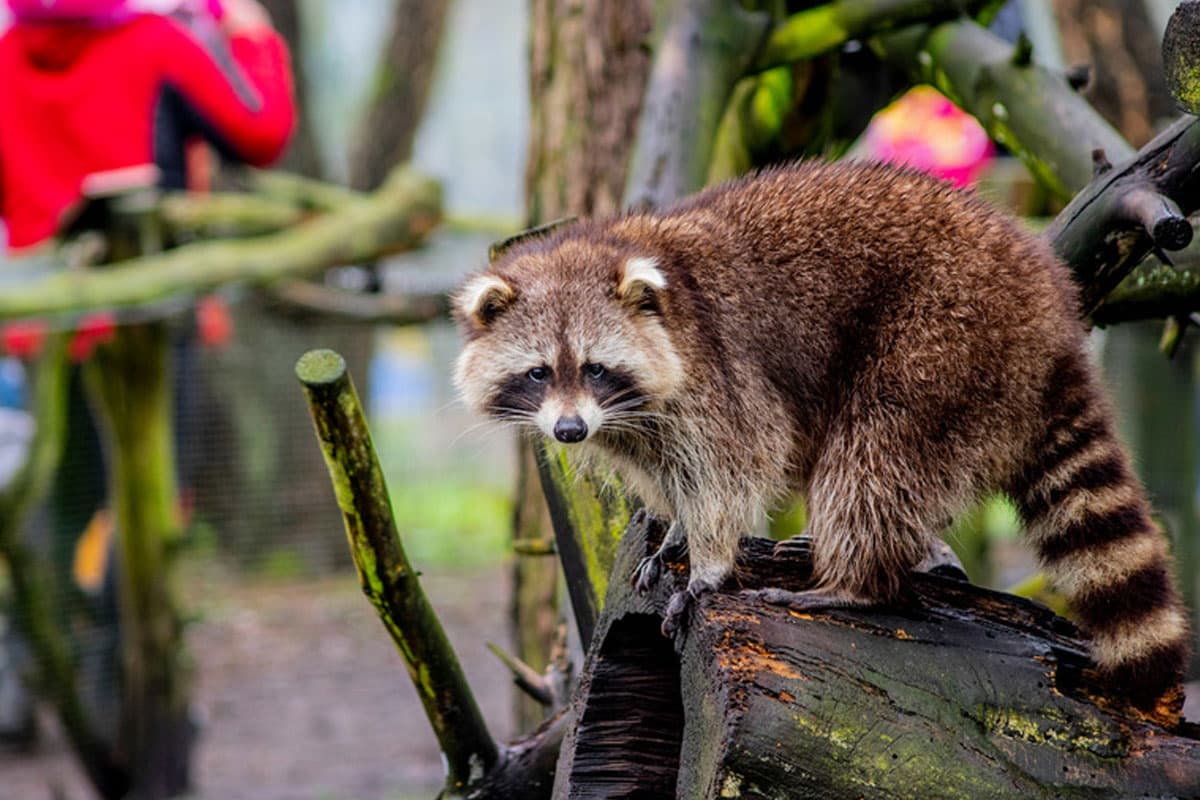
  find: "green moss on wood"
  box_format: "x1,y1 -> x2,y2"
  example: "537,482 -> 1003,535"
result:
297,349 -> 498,791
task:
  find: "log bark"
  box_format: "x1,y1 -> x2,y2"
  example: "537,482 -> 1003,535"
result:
553,515 -> 1200,799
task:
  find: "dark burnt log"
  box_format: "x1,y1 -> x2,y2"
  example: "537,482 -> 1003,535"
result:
552,514 -> 1200,799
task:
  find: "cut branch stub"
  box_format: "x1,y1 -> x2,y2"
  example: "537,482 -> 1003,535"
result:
1164,0 -> 1200,114
1116,185 -> 1193,252
1049,115 -> 1200,314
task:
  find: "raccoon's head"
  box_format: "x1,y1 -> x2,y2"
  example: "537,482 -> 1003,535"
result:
452,245 -> 684,444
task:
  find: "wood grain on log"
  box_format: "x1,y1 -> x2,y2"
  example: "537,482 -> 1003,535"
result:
553,515 -> 1200,799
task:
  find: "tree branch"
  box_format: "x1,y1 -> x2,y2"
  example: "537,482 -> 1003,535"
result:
0,168 -> 440,319
265,279 -> 450,325
246,169 -> 366,211
877,16 -> 1200,316
296,349 -> 498,793
160,192 -> 306,240
1049,114 -> 1200,313
753,0 -> 1000,72
877,16 -> 1132,201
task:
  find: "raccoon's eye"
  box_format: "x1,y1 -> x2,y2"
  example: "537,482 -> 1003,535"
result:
584,363 -> 606,379
527,366 -> 550,383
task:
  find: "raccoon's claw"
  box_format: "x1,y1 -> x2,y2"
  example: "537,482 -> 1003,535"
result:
661,577 -> 716,638
742,587 -> 863,612
632,553 -> 664,594
915,539 -> 969,583
631,521 -> 688,594
629,507 -> 654,531
661,590 -> 691,637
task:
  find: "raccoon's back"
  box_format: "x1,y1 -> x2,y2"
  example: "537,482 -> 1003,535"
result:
665,160 -> 1079,323
645,162 -> 1085,428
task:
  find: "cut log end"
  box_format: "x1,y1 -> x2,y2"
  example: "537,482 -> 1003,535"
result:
294,348 -> 348,388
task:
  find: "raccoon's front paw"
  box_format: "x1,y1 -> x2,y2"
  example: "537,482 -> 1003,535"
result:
661,577 -> 717,638
632,553 -> 665,594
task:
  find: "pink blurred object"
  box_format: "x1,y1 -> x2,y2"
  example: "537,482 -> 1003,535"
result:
864,86 -> 994,188
6,0 -> 134,23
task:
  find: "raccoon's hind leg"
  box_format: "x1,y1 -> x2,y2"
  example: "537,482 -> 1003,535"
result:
756,412 -> 958,612
764,532 -> 967,593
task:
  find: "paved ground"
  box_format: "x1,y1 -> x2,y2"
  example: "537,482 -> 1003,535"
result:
0,565 -> 516,800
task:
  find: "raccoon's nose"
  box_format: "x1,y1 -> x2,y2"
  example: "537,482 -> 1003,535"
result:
554,415 -> 588,443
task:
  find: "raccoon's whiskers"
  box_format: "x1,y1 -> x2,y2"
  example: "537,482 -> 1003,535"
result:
449,416 -> 530,448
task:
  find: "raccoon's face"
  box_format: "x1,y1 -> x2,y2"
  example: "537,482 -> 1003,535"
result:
453,249 -> 684,444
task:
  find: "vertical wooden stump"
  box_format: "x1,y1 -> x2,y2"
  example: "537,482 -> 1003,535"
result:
86,321 -> 193,799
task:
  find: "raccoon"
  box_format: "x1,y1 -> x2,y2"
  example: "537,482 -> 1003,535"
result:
452,160 -> 1190,709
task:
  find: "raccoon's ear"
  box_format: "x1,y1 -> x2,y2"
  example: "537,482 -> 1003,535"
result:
617,257 -> 666,315
455,273 -> 517,328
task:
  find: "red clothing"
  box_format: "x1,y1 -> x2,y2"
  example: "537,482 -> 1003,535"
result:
0,14 -> 294,250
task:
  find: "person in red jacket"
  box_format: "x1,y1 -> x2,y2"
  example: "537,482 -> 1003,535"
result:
0,0 -> 295,251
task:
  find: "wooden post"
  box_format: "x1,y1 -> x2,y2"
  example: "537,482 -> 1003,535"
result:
81,181 -> 195,799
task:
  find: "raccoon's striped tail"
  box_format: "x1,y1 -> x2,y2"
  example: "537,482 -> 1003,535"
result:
1013,353 -> 1190,711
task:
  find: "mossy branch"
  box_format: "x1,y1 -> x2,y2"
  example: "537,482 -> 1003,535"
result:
0,167 -> 440,319
246,168 -> 366,211
753,0 -> 1001,72
877,16 -> 1200,317
266,278 -> 451,325
296,349 -> 498,793
160,192 -> 306,240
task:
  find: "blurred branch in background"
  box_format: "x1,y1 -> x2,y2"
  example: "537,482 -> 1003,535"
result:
0,167 -> 441,320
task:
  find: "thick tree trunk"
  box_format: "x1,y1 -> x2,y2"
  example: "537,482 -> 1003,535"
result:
553,515 -> 1200,799
349,0 -> 451,191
